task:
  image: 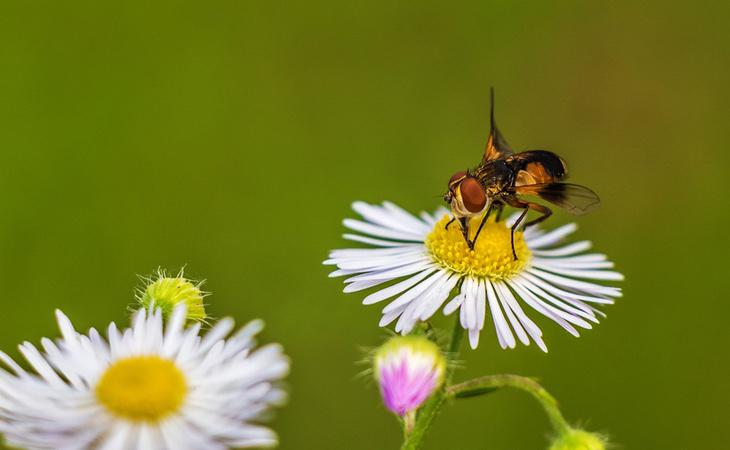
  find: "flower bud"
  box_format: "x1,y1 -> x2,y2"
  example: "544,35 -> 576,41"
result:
136,270 -> 207,322
374,335 -> 446,416
549,428 -> 607,450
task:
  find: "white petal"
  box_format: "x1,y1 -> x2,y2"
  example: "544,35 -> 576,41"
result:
528,268 -> 622,297
535,265 -> 624,281
417,274 -> 459,320
443,293 -> 465,316
515,275 -> 600,323
531,240 -> 592,257
98,422 -> 133,450
468,328 -> 481,349
463,278 -> 478,330
494,281 -> 547,352
486,280 -> 515,349
362,267 -> 437,305
520,271 -> 615,304
526,223 -> 577,248
382,270 -> 448,314
490,281 -> 530,346
353,201 -> 429,235
383,201 -> 433,233
344,259 -> 432,283
343,219 -> 424,242
198,318 -> 235,354
508,280 -> 580,337
342,233 -> 417,247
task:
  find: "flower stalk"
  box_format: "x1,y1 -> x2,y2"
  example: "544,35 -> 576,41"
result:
400,316 -> 464,450
447,374 -> 570,435
401,317 -> 574,449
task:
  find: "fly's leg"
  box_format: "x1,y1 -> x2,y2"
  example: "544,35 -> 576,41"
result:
458,217 -> 473,250
524,205 -> 552,228
470,202 -> 497,249
502,196 -> 552,260
445,217 -> 456,230
510,209 -> 529,260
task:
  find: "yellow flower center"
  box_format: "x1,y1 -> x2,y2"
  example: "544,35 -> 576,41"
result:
95,356 -> 187,422
425,215 -> 530,279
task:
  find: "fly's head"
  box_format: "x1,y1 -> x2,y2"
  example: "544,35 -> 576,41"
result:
444,170 -> 489,219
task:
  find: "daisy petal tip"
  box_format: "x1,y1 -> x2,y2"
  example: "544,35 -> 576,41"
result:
54,309 -> 70,323
218,316 -> 235,329
249,318 -> 265,332
464,328 -> 478,348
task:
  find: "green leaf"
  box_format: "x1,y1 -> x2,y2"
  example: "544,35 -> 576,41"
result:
452,386 -> 498,399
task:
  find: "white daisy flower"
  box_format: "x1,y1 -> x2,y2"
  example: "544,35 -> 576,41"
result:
0,305 -> 289,450
325,201 -> 623,351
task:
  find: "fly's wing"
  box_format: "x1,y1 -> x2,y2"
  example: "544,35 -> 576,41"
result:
509,150 -> 568,185
515,183 -> 600,215
483,88 -> 513,162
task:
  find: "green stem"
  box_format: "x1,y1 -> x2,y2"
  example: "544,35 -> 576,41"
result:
400,317 -> 463,450
446,374 -> 570,434
400,391 -> 445,450
446,317 -> 464,371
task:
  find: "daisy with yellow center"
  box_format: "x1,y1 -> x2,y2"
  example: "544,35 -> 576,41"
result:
0,305 -> 289,450
325,201 -> 623,350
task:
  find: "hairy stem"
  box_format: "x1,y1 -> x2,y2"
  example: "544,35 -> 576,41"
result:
446,374 -> 570,434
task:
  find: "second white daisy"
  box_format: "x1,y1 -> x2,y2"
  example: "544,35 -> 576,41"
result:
325,201 -> 623,351
0,305 -> 289,450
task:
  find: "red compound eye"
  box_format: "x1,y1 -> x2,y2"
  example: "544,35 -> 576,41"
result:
449,171 -> 467,185
460,177 -> 486,213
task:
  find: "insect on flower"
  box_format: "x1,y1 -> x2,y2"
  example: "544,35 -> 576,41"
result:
444,89 -> 600,258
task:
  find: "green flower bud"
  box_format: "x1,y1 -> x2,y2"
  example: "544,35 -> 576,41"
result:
549,428 -> 607,450
136,270 -> 207,322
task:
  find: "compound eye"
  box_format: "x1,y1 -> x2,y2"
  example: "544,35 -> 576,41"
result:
460,177 -> 486,213
449,171 -> 467,185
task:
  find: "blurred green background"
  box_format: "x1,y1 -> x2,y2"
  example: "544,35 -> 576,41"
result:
1,1 -> 728,449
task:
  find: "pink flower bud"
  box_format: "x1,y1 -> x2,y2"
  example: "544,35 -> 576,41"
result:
374,336 -> 446,416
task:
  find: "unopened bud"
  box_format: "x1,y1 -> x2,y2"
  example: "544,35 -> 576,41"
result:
374,336 -> 445,416
549,428 -> 607,450
136,270 -> 207,322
